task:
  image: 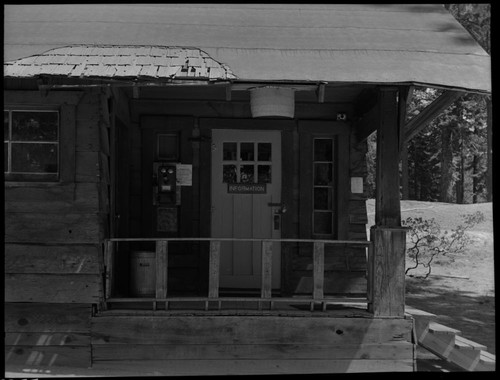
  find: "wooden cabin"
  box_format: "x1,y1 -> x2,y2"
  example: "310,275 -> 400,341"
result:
4,4 -> 490,374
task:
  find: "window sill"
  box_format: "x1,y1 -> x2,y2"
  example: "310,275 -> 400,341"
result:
4,180 -> 66,188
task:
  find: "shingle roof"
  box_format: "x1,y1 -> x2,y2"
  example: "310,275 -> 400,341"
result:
3,45 -> 237,81
3,4 -> 491,93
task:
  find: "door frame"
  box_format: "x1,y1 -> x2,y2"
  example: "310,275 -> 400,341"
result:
199,118 -> 296,291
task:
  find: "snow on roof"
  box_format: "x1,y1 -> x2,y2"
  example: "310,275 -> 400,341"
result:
3,45 -> 236,81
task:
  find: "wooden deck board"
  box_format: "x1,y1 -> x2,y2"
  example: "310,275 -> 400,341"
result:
91,315 -> 413,345
89,359 -> 414,374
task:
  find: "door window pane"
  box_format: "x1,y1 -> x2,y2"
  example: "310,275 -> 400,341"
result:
314,139 -> 332,161
11,143 -> 58,173
258,165 -> 272,183
4,143 -> 8,172
314,163 -> 332,185
240,143 -> 254,161
314,211 -> 332,235
258,143 -> 272,161
223,142 -> 237,161
12,111 -> 58,141
240,165 -> 254,183
223,164 -> 237,183
4,111 -> 9,140
314,188 -> 331,210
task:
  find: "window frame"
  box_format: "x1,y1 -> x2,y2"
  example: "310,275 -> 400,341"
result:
299,121 -> 350,240
4,108 -> 61,182
312,137 -> 337,237
4,90 -> 82,185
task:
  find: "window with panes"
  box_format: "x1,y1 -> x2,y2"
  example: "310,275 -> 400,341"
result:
312,137 -> 337,237
4,109 -> 59,181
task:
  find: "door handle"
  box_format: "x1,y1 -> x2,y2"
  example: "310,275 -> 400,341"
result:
268,202 -> 287,214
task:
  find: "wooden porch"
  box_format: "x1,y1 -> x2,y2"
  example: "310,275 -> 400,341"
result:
92,237 -> 416,374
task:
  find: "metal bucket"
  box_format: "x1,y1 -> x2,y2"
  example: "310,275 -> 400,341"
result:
250,87 -> 295,118
130,251 -> 155,297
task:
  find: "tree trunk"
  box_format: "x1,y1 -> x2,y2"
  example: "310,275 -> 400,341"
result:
440,126 -> 455,203
472,154 -> 478,203
456,131 -> 465,204
486,97 -> 492,201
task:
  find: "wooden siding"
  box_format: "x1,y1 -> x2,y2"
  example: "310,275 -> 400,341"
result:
5,303 -> 92,368
5,244 -> 100,274
5,274 -> 100,303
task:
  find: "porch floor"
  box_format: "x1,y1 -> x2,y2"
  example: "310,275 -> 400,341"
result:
101,299 -> 372,317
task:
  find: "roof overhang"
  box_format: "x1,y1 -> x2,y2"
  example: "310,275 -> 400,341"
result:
4,4 -> 491,95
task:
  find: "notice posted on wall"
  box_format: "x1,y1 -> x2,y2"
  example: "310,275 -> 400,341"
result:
176,164 -> 192,186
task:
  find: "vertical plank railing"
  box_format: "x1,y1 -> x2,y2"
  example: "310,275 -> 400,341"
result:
260,240 -> 273,310
105,240 -> 114,300
104,238 -> 372,312
366,242 -> 374,309
312,241 -> 325,311
155,240 -> 168,310
207,240 -> 221,310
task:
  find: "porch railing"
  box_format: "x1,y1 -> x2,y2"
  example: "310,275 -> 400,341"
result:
103,238 -> 373,311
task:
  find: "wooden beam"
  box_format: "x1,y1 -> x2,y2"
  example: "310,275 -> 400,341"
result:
354,104 -> 379,142
316,83 -> 325,103
208,241 -> 220,299
369,227 -> 407,317
312,242 -> 325,300
375,87 -> 401,227
370,87 -> 407,317
105,240 -> 114,299
404,90 -> 462,143
399,86 -> 410,199
132,85 -> 140,99
155,240 -> 168,299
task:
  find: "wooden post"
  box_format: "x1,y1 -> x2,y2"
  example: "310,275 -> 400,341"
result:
366,242 -> 374,306
155,240 -> 168,299
105,240 -> 114,299
261,241 -> 273,299
313,242 -> 325,300
375,87 -> 401,227
369,227 -> 407,316
208,241 -> 220,299
370,87 -> 407,317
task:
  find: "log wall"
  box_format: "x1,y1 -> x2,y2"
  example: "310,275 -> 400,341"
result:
4,88 -> 111,368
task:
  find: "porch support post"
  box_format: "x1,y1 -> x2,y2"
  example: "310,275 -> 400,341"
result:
369,87 -> 407,317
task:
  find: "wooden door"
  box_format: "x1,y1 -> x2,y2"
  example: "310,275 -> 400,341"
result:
211,129 -> 281,290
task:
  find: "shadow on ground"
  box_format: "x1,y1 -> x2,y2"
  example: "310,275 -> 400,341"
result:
406,276 -> 496,355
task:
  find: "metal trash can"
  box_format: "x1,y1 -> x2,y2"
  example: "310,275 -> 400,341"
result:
130,251 -> 155,297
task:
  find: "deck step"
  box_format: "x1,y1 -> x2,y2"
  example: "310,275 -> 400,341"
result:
454,335 -> 487,351
477,351 -> 496,371
427,322 -> 461,335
